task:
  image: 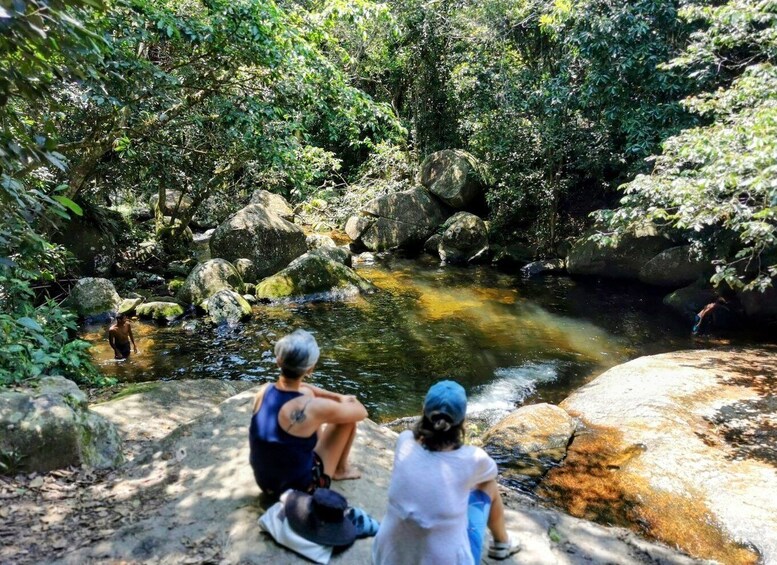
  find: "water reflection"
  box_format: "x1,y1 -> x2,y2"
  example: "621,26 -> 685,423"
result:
83,255 -> 695,420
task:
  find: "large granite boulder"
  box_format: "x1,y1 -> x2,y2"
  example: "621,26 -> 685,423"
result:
306,234 -> 336,250
233,258 -> 257,284
483,403 -> 575,481
0,377 -> 123,472
419,149 -> 485,209
638,245 -> 708,288
210,204 -> 307,279
309,245 -> 352,267
438,211 -> 489,264
68,277 -> 121,320
738,283 -> 777,323
249,189 -> 294,221
356,187 -> 449,251
136,301 -> 185,324
545,349 -> 777,564
203,289 -> 252,325
176,258 -> 243,306
256,253 -> 374,302
566,235 -> 672,279
344,215 -> 373,243
663,284 -> 717,322
149,189 -> 193,216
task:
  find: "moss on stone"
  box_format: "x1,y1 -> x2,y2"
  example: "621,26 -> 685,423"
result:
255,253 -> 374,301
136,301 -> 184,322
110,382 -> 161,401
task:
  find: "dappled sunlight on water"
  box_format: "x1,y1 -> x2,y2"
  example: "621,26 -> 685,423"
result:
83,255 -> 694,420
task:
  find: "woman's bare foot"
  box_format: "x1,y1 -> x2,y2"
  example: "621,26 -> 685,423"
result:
332,466 -> 361,481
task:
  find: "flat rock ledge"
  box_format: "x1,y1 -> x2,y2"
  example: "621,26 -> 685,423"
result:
547,348 -> 777,565
2,379 -> 710,565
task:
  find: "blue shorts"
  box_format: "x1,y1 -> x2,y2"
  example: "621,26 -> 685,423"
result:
467,489 -> 492,563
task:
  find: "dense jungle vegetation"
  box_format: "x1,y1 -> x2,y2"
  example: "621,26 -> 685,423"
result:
1,0 -> 775,385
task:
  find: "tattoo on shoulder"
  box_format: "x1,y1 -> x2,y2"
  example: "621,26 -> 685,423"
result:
290,408 -> 307,425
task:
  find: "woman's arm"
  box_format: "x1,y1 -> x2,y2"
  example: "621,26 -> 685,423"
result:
309,396 -> 368,424
301,383 -> 353,402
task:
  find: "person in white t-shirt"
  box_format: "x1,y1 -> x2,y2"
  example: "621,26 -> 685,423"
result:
373,380 -> 520,564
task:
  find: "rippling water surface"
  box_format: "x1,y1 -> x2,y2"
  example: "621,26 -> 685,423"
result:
83,255 -> 696,421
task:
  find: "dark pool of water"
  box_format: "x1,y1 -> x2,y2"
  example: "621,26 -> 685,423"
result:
83,255 -> 699,422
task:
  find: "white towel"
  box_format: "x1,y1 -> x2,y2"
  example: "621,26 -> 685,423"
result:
258,501 -> 334,564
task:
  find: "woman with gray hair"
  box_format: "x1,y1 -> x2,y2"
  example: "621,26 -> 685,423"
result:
249,329 -> 367,500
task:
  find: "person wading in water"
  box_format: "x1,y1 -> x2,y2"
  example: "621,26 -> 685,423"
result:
108,313 -> 138,359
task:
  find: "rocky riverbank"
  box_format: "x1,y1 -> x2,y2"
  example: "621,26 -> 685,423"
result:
540,348 -> 777,565
2,379 -> 710,564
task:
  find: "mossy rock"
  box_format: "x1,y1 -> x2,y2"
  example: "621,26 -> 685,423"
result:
256,253 -> 375,302
136,301 -> 184,323
118,297 -> 145,316
68,277 -> 122,320
203,289 -> 252,325
167,278 -> 185,294
419,149 -> 485,209
176,258 -> 243,306
0,376 -> 123,473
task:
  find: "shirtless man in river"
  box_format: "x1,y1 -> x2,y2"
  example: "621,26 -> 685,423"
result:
109,314 -> 137,359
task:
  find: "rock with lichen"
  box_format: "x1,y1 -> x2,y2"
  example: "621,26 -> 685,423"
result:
0,376 -> 123,473
255,253 -> 374,302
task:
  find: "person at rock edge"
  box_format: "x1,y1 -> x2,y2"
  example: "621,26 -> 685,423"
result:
372,380 -> 521,564
108,313 -> 137,359
249,329 -> 367,500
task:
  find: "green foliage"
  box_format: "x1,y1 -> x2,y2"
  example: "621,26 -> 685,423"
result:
0,446 -> 25,475
294,141 -> 416,229
380,0 -> 693,249
601,0 -> 777,290
0,272 -> 110,387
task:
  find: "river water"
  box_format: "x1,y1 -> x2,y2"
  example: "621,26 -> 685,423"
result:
83,254 -> 697,422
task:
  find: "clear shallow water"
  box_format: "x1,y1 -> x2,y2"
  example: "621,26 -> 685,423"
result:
83,255 -> 696,422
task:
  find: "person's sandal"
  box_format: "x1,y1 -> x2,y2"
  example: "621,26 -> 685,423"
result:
488,536 -> 520,560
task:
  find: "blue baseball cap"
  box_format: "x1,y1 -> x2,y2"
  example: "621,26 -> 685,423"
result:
424,380 -> 467,425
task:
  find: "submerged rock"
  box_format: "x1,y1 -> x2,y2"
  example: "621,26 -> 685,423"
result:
438,211 -> 489,264
0,376 -> 123,473
567,234 -> 672,280
249,189 -> 294,221
210,204 -> 307,279
358,187 -> 449,251
136,301 -> 185,324
639,245 -> 708,288
176,258 -> 243,306
419,149 -> 485,209
545,348 -> 777,565
491,243 -> 535,272
68,277 -> 122,321
521,259 -> 566,278
203,289 -> 252,325
255,253 -> 374,302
